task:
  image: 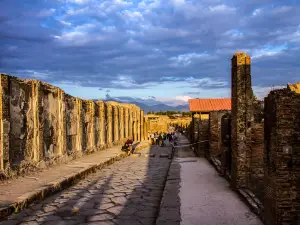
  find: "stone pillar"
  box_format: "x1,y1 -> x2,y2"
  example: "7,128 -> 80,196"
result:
65,95 -> 82,156
140,110 -> 144,141
129,107 -> 133,139
124,106 -> 129,139
96,101 -> 105,148
0,74 -> 10,171
264,84 -> 300,225
57,89 -> 66,156
119,106 -> 124,141
31,80 -> 41,162
133,108 -> 138,141
137,109 -> 141,141
83,100 -> 96,153
231,52 -> 253,189
76,98 -> 83,152
105,103 -> 113,146
112,105 -> 119,144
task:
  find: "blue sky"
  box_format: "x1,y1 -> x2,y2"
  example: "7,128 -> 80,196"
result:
1,0 -> 299,106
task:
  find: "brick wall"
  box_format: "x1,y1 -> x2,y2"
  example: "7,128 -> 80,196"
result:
250,122 -> 264,201
264,85 -> 300,225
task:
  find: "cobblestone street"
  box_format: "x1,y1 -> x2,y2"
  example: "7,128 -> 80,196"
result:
2,145 -> 172,225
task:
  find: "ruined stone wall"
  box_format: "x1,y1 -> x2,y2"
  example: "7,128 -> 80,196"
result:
209,111 -> 228,159
250,122 -> 264,201
145,115 -> 192,134
264,85 -> 300,225
231,52 -> 253,189
0,73 -> 145,178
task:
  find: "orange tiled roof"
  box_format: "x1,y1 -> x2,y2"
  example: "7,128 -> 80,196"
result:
188,98 -> 231,112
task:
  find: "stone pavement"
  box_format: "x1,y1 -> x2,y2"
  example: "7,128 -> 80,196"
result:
157,134 -> 263,225
0,141 -> 150,220
1,143 -> 172,225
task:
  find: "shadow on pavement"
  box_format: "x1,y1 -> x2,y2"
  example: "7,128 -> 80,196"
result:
1,140 -> 182,225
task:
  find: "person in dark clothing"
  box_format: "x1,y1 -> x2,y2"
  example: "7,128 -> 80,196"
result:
122,137 -> 134,155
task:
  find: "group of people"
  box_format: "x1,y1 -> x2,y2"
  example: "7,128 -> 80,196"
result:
148,132 -> 178,147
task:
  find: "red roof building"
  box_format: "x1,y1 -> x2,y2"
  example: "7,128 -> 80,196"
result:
188,98 -> 231,112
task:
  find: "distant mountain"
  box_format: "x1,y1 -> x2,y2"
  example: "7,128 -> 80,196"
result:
128,102 -> 189,113
96,97 -> 189,113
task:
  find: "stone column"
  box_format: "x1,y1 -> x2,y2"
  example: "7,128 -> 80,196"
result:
96,101 -> 105,148
124,106 -> 129,139
137,109 -> 141,141
0,74 -> 10,171
129,107 -> 133,139
83,100 -> 96,153
76,98 -> 83,153
264,84 -> 300,225
105,103 -> 113,146
31,80 -> 41,162
57,89 -> 66,156
65,95 -> 82,156
231,52 -> 253,189
140,110 -> 144,141
112,105 -> 119,144
133,108 -> 138,141
119,106 -> 124,141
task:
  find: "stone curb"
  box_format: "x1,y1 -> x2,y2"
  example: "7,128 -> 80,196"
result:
0,142 -> 151,221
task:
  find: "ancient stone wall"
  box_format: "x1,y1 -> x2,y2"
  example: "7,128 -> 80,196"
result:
231,52 -> 253,189
250,122 -> 264,201
0,73 -> 146,178
208,111 -> 229,160
264,84 -> 300,225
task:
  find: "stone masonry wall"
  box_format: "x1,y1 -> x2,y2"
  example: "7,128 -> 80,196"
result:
231,52 -> 253,189
0,73 -> 146,178
264,84 -> 300,225
209,111 -> 228,160
250,122 -> 264,201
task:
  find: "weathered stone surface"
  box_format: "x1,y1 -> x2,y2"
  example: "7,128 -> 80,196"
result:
264,85 -> 300,225
0,73 -> 148,180
231,52 -> 253,189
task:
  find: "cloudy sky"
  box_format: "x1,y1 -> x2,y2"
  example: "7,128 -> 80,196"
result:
1,0 -> 299,106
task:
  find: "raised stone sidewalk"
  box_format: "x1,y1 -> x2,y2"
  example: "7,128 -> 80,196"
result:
0,141 -> 150,221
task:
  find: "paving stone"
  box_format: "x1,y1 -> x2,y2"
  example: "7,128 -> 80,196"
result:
0,220 -> 19,225
79,209 -> 107,216
87,222 -> 115,225
4,145 -> 172,224
19,222 -> 39,225
43,205 -> 57,212
95,203 -> 115,210
111,196 -> 127,205
87,213 -> 115,222
107,205 -> 124,215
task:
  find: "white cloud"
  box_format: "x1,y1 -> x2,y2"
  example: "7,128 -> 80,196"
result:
120,10 -> 144,22
170,0 -> 185,7
252,45 -> 287,59
175,95 -> 192,102
169,53 -> 210,66
60,20 -> 72,26
252,8 -> 262,16
113,0 -> 132,7
37,8 -> 56,17
66,0 -> 90,5
209,4 -> 235,13
185,77 -> 228,88
253,85 -> 285,99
